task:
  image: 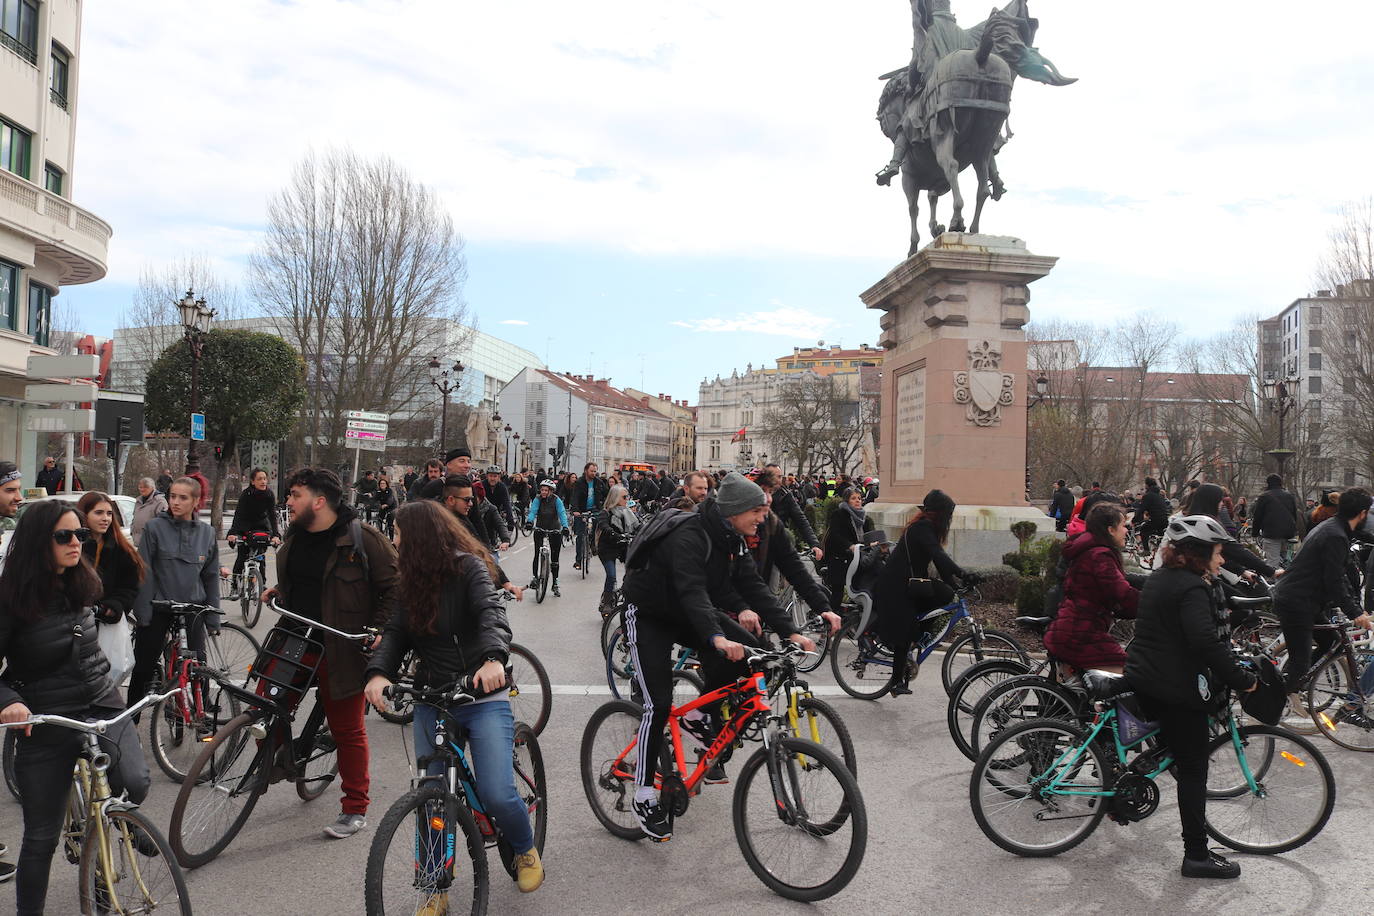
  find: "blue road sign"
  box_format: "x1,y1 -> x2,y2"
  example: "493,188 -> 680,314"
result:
191,412 -> 205,441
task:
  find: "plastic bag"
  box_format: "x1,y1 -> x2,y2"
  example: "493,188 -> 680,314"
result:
97,617 -> 134,688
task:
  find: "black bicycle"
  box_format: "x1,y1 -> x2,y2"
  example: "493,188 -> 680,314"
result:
364,680 -> 547,915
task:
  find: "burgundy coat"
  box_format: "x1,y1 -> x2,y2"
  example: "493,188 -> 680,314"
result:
1043,532 -> 1140,668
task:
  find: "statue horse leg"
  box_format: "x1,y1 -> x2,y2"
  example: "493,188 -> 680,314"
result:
932,110 -> 966,233
969,154 -> 991,234
902,159 -> 922,257
927,189 -> 944,239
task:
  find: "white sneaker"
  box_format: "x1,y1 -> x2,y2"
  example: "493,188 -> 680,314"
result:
1282,695 -> 1318,735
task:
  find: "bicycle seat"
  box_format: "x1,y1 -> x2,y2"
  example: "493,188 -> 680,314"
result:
1015,615 -> 1051,633
1082,669 -> 1134,701
1226,596 -> 1271,610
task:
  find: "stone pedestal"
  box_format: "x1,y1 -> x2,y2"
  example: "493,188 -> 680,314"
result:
862,233 -> 1058,565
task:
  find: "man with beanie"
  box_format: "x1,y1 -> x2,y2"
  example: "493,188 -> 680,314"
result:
620,472 -> 814,843
417,448 -> 486,502
1251,474 -> 1303,569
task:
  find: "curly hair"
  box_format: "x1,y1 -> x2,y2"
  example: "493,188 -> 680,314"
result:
393,500 -> 501,635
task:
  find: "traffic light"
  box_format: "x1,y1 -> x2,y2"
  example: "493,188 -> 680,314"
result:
117,416 -> 132,443
213,446 -> 224,461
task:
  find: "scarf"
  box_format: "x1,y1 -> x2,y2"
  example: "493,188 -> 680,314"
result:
841,501 -> 867,538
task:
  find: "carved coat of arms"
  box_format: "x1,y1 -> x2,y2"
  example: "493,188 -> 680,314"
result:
954,340 -> 1015,427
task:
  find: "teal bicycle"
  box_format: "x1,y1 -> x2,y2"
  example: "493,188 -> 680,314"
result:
970,670 -> 1335,857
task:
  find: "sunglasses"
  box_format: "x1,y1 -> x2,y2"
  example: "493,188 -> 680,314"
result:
53,528 -> 91,545
451,495 -> 475,504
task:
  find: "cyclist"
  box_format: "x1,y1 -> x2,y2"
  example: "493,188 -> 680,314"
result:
760,464 -> 823,562
0,500 -> 152,914
1271,487 -> 1374,704
594,484 -> 641,614
820,488 -> 874,614
373,475 -> 397,533
127,477 -> 221,709
1131,477 -> 1170,548
727,490 -> 840,642
1124,515 -> 1258,879
871,489 -> 969,695
484,465 -> 513,528
442,476 -> 522,600
568,462 -> 609,571
408,458 -> 444,502
227,467 -> 282,600
1042,502 -> 1140,674
525,479 -> 570,597
1188,483 -> 1281,581
621,473 -> 812,841
418,448 -> 487,503
668,470 -> 710,506
261,467 -> 400,840
364,499 -> 543,901
354,470 -> 379,499
76,492 -> 145,689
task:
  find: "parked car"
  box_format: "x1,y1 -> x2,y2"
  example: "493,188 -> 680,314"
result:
0,492 -> 138,555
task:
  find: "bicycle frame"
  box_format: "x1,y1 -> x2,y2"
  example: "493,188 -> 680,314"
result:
846,598 -> 973,673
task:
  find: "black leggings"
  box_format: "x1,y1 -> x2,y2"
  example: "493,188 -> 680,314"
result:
13,709 -> 150,916
1136,694 -> 1211,859
532,529 -> 562,581
624,606 -> 757,789
1278,608 -> 1340,692
127,611 -> 210,708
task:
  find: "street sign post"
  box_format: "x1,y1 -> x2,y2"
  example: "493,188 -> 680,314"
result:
25,409 -> 96,433
346,411 -> 390,483
191,413 -> 206,441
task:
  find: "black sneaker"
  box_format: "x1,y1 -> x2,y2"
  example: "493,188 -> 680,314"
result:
528,578 -> 539,590
889,683 -> 913,697
552,581 -> 561,597
703,761 -> 729,785
1181,850 -> 1240,879
633,797 -> 672,842
1335,704 -> 1374,730
0,860 -> 14,884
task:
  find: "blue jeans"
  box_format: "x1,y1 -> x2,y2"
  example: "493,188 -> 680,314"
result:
411,699 -> 535,854
601,557 -> 617,596
573,516 -> 589,565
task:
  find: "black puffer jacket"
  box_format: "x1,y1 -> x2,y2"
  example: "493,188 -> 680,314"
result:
366,552 -> 511,689
83,536 -> 142,624
1125,567 -> 1255,710
0,591 -> 120,715
229,486 -> 280,537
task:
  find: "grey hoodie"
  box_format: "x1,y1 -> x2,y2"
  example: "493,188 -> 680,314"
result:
133,511 -> 221,625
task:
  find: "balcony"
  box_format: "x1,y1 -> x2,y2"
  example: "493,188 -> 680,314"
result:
49,87 -> 67,112
0,170 -> 109,284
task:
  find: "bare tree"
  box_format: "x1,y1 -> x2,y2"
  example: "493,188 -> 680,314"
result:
249,148 -> 470,468
1316,198 -> 1374,484
757,373 -> 856,476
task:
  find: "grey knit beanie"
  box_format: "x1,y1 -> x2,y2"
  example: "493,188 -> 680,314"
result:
716,472 -> 766,517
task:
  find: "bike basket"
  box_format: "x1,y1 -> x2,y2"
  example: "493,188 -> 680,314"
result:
1115,697 -> 1158,748
250,625 -> 324,714
246,530 -> 273,547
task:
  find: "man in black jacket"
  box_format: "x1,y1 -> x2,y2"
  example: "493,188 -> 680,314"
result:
408,459 -> 443,501
1250,474 -> 1303,569
761,464 -> 822,562
621,473 -> 813,842
1132,478 -> 1171,546
1049,480 -> 1075,533
442,477 -> 519,595
567,462 -> 609,570
1272,488 -> 1373,697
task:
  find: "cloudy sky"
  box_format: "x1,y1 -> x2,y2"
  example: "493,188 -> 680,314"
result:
64,0 -> 1374,401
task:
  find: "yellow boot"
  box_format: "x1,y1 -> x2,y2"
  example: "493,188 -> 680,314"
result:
514,847 -> 544,893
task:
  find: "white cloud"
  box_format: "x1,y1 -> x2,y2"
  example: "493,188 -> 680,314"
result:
672,307 -> 839,337
499,319 -> 530,326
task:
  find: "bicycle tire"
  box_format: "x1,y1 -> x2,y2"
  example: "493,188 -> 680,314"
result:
1306,652 -> 1374,751
969,718 -> 1107,858
580,699 -> 651,841
205,622 -> 261,688
579,528 -> 590,579
508,643 -> 551,736
946,659 -> 1032,760
732,737 -> 867,902
969,675 -> 1084,760
513,721 -> 547,857
795,615 -> 833,674
829,622 -> 899,700
149,674 -> 242,783
364,782 -> 489,916
79,807 -> 192,916
941,628 -> 1030,695
296,721 -> 339,802
244,565 -> 263,629
1204,724 -> 1335,853
168,713 -> 269,869
793,695 -> 857,777
535,549 -> 549,604
2,728 -> 18,801
600,605 -> 624,659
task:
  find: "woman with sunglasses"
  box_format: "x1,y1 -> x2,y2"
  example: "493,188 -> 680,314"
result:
77,491 -> 146,688
0,500 -> 151,915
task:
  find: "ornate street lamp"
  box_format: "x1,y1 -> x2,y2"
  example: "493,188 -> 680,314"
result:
503,423 -> 513,474
427,356 -> 463,454
1263,376 -> 1297,475
178,289 -> 215,474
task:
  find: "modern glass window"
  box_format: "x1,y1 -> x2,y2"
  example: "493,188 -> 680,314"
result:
0,260 -> 17,331
0,118 -> 31,179
0,0 -> 37,63
27,281 -> 50,346
43,162 -> 62,195
50,45 -> 69,109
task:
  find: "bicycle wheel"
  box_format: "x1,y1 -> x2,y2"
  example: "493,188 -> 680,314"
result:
946,659 -> 1032,760
364,783 -> 488,916
969,718 -> 1107,857
204,623 -> 260,688
375,651 -> 419,726
79,807 -> 192,916
2,728 -> 18,801
789,695 -> 857,776
969,675 -> 1084,760
535,549 -> 549,604
296,719 -> 339,802
508,515 -> 522,546
245,565 -> 264,629
579,530 -> 590,579
168,713 -> 269,869
508,643 -> 551,736
829,622 -> 899,700
671,669 -> 705,707
1204,724 -> 1335,853
580,699 -> 650,840
795,614 -> 833,674
600,604 -> 624,658
1307,653 -> 1374,751
732,737 -> 867,902
149,674 -> 242,783
941,628 -> 1030,695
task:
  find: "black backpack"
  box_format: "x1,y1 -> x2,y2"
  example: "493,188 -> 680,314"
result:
624,509 -> 711,570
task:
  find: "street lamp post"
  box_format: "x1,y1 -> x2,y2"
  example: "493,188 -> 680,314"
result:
503,424 -> 513,474
511,431 -> 521,474
427,356 -> 463,455
1025,373 -> 1049,498
1261,376 -> 1298,476
781,448 -> 789,477
177,289 -> 215,475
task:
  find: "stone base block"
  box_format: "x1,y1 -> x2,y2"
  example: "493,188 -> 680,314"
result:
865,502 -> 1055,568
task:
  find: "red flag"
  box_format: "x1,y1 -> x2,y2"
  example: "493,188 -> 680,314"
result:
730,427 -> 747,443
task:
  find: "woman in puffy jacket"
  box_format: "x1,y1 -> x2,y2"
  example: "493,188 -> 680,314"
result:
821,488 -> 875,614
0,500 -> 151,915
76,491 -> 145,688
1043,501 -> 1140,672
364,499 -> 543,899
594,484 -> 640,613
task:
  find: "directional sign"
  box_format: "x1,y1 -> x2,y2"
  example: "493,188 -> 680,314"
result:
191,413 -> 206,441
346,419 -> 388,433
26,409 -> 96,433
27,354 -> 99,379
25,381 -> 98,402
345,410 -> 389,423
345,428 -> 386,442
350,436 -> 386,453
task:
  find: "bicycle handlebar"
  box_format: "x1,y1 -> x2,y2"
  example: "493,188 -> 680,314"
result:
267,598 -> 378,644
0,686 -> 188,735
150,599 -> 219,617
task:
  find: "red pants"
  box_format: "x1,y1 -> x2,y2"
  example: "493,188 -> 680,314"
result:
316,658 -> 369,815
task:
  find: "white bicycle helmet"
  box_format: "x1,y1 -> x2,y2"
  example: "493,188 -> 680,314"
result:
1165,514 -> 1234,546
538,479 -> 557,490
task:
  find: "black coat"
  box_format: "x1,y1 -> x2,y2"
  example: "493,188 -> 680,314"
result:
873,519 -> 963,647
83,536 -> 141,624
0,591 -> 120,715
1125,567 -> 1255,709
771,487 -> 820,549
366,552 -> 511,689
821,505 -> 873,566
1251,485 -> 1303,540
229,486 -> 280,537
1272,516 -> 1361,619
1049,486 -> 1075,521
1132,486 -> 1171,529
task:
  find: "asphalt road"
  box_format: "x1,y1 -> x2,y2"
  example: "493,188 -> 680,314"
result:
4,532 -> 1374,915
